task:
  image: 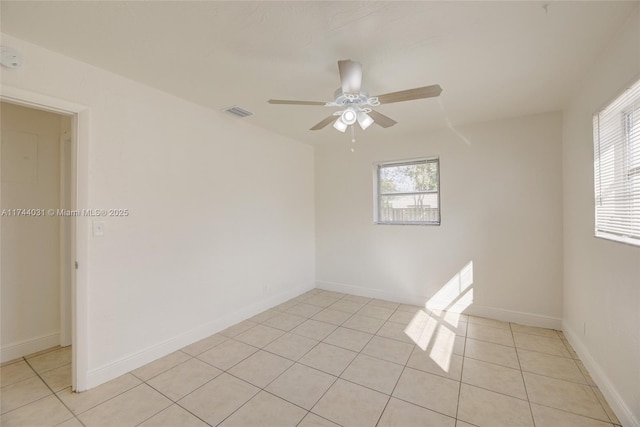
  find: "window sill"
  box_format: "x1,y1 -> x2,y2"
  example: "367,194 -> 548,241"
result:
594,232 -> 640,248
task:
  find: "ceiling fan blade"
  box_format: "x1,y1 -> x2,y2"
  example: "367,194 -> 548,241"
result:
310,115 -> 338,130
338,60 -> 363,95
268,99 -> 326,106
369,110 -> 397,128
375,85 -> 442,105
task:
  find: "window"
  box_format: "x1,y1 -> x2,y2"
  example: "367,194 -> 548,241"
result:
593,78 -> 640,246
374,158 -> 440,225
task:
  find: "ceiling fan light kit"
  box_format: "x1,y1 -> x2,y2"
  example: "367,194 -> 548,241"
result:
268,59 -> 442,139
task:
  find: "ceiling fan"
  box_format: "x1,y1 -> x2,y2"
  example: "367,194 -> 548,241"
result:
268,59 -> 442,134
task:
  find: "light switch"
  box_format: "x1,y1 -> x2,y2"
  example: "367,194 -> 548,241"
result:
93,221 -> 105,237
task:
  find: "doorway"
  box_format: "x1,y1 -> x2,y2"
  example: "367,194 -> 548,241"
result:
1,101 -> 74,387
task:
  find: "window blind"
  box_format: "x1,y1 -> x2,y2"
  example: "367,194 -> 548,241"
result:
593,78 -> 640,246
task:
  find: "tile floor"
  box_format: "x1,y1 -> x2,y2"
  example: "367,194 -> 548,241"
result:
0,289 -> 622,427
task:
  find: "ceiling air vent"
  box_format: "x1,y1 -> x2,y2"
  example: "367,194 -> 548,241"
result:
224,106 -> 253,118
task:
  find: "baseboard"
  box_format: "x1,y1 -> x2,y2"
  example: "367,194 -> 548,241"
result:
1,332 -> 61,363
464,305 -> 562,330
316,280 -> 429,306
562,321 -> 638,427
315,280 -> 562,330
84,282 -> 314,390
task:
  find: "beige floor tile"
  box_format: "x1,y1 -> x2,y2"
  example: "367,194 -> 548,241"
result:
181,334 -> 227,356
392,367 -> 459,417
467,324 -> 514,346
41,364 -> 72,392
455,421 -> 477,427
147,358 -> 221,401
220,390 -> 307,427
305,295 -> 341,307
368,299 -> 400,310
264,332 -> 318,361
1,376 -> 51,414
219,320 -> 258,338
342,314 -> 386,334
593,387 -> 621,425
324,327 -> 373,352
178,373 -> 258,426
311,308 -> 353,325
312,378 -> 388,427
462,358 -> 527,399
26,347 -> 71,374
78,383 -> 171,427
0,360 -> 35,387
376,321 -> 414,344
523,372 -> 609,421
407,347 -> 463,381
234,324 -> 284,348
404,311 -> 460,351
266,363 -> 336,410
263,312 -> 307,331
561,338 -> 580,359
362,336 -> 413,365
396,303 -> 422,313
378,397 -> 456,427
340,354 -> 403,394
196,339 -> 258,370
387,310 -> 417,325
1,395 -> 74,427
132,351 -> 192,381
424,332 -> 466,357
274,300 -> 300,311
138,404 -> 209,427
55,417 -> 84,427
299,343 -> 357,376
342,294 -> 371,304
468,316 -> 510,329
57,373 -> 142,414
464,338 -> 520,369
576,359 -> 597,386
22,346 -> 62,360
531,403 -> 614,427
357,305 -> 394,320
298,412 -> 341,427
228,350 -> 292,388
518,349 -> 586,383
457,383 -> 533,427
286,303 -> 324,318
510,323 -> 559,338
328,299 -> 365,314
292,319 -> 337,341
317,290 -> 346,299
513,332 -> 570,357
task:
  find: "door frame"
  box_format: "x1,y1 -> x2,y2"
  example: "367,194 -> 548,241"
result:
1,85 -> 90,391
60,130 -> 72,347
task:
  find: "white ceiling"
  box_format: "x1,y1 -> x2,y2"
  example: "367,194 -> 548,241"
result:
1,1 -> 637,144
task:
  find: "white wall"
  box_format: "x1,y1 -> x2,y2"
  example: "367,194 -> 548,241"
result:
562,7 -> 640,426
0,33 -> 315,389
316,112 -> 564,328
1,102 -> 68,360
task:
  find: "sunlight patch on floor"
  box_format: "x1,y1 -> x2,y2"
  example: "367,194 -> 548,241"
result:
404,261 -> 474,372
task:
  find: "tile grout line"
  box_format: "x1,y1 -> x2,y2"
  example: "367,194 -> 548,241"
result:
22,355 -> 87,427
510,322 -> 537,427
18,290 -> 613,427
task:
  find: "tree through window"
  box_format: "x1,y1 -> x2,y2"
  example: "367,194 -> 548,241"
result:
375,158 -> 440,225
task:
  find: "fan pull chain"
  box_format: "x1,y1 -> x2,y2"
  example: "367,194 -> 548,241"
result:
350,126 -> 356,152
